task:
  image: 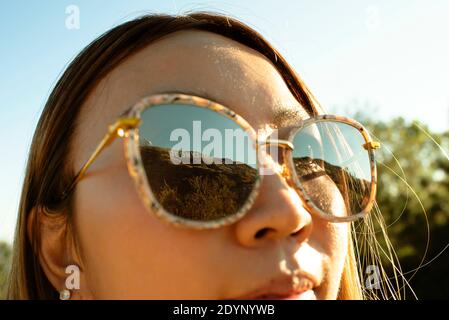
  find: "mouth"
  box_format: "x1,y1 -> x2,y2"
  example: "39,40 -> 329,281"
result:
254,289 -> 316,300
234,276 -> 318,300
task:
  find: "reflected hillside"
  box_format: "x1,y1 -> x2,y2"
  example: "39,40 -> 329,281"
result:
139,145 -> 370,220
139,145 -> 258,221
293,157 -> 371,215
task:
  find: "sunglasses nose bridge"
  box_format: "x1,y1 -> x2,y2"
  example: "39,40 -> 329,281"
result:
257,139 -> 295,180
263,139 -> 294,151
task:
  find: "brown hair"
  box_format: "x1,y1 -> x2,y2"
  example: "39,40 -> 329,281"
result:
7,12 -> 361,299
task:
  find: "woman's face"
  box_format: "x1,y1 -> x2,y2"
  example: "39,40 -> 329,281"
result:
71,30 -> 348,299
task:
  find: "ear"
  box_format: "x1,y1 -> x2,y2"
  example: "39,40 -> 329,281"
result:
27,207 -> 93,299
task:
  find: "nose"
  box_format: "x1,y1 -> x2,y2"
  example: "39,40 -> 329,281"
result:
233,169 -> 313,248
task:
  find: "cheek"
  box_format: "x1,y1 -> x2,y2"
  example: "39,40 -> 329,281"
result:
72,167 -> 223,298
303,174 -> 349,269
73,167 -> 149,295
301,175 -> 349,218
308,194 -> 349,299
312,220 -> 348,264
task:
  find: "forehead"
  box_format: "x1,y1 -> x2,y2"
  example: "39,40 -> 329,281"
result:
75,30 -> 309,164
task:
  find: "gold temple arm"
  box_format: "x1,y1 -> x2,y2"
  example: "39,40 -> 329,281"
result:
260,139 -> 294,150
262,138 -> 379,152
363,141 -> 381,150
61,117 -> 141,200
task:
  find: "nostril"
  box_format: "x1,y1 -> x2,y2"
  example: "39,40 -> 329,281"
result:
255,227 -> 273,239
290,225 -> 312,242
290,229 -> 302,237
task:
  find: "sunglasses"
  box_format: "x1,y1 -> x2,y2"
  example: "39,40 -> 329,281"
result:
61,93 -> 380,229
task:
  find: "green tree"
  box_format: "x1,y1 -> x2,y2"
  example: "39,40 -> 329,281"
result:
0,241 -> 12,299
353,112 -> 449,299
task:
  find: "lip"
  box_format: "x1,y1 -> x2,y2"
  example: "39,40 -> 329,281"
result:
255,289 -> 317,300
233,274 -> 318,300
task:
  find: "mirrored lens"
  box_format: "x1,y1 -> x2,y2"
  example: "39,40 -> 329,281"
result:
138,104 -> 259,222
292,121 -> 373,217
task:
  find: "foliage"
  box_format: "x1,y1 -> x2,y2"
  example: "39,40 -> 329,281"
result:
353,112 -> 449,299
0,241 -> 12,300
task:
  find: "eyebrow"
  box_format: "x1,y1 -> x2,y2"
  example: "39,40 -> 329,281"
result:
271,107 -> 304,127
169,89 -> 305,127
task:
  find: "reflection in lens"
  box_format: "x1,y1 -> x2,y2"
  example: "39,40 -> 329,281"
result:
292,121 -> 372,217
138,104 -> 258,221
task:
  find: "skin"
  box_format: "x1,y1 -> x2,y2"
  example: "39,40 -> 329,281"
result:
39,30 -> 348,299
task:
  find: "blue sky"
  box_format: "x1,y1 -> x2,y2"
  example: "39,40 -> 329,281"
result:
1,0 -> 449,243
